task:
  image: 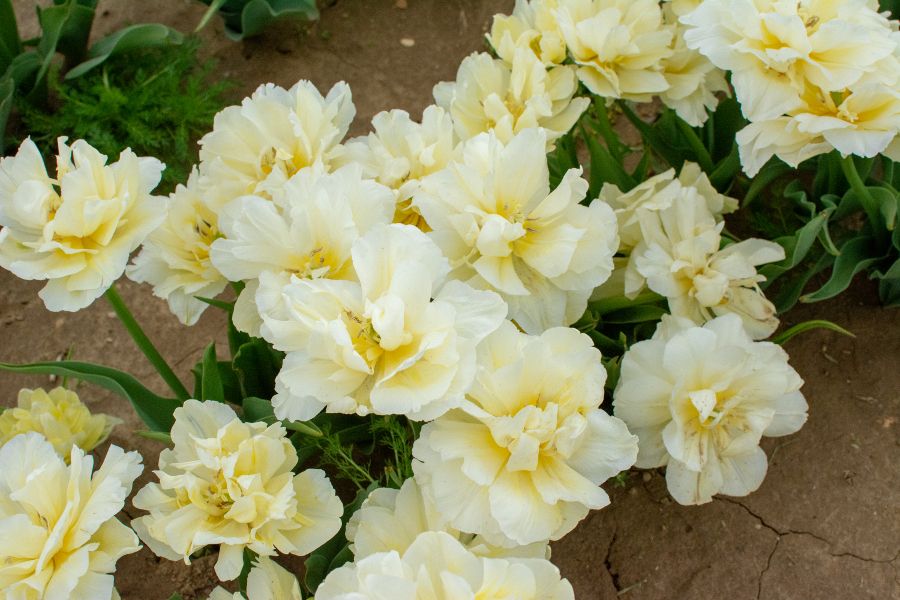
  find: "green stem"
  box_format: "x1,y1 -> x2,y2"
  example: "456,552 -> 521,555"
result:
105,285 -> 190,400
675,116 -> 714,174
840,155 -> 886,245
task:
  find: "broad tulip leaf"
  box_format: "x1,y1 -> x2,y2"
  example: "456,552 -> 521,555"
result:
801,235 -> 883,302
65,24 -> 184,79
0,360 -> 181,431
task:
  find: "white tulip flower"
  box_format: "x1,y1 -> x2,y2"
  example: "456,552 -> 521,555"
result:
415,128 -> 618,333
614,314 -> 808,505
132,400 -> 343,581
316,531 -> 574,600
413,321 -> 638,547
347,477 -> 549,560
487,0 -> 568,66
209,163 -> 395,336
198,80 -> 355,207
0,138 -> 165,311
0,432 -> 142,599
599,162 -> 738,253
681,0 -> 899,122
334,106 -> 456,229
625,188 -> 783,339
737,82 -> 900,176
258,224 -> 507,422
433,50 -> 589,148
0,386 -> 120,460
658,22 -> 730,126
555,0 -> 674,100
127,169 -> 228,326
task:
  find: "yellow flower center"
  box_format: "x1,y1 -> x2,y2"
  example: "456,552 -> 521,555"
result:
343,309 -> 384,367
259,145 -> 308,179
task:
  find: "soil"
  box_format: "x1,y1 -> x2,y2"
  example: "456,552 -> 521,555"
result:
3,1 -> 899,599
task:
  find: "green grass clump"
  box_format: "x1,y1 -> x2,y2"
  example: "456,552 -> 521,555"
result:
17,39 -> 231,192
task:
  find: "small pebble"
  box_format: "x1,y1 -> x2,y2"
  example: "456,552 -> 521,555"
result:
395,0 -> 407,8
642,472 -> 652,482
400,37 -> 415,47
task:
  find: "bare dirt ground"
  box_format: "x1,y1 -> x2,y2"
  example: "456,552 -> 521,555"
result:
3,1 -> 899,598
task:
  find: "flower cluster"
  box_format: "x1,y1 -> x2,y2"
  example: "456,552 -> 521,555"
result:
1,0 -> 857,594
680,0 -> 900,175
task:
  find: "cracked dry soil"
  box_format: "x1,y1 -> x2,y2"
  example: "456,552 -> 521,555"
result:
4,1 -> 900,598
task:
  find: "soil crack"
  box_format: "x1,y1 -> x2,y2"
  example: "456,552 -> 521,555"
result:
603,529 -> 621,593
718,497 -> 897,564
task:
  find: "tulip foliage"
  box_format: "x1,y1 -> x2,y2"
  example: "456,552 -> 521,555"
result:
0,1 -> 897,598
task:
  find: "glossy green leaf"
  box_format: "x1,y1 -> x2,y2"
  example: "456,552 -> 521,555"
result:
708,144 -> 741,192
232,338 -> 283,399
0,360 -> 181,431
872,256 -> 900,306
218,0 -> 319,40
65,23 -> 184,79
601,304 -> 668,325
0,0 -> 21,73
742,160 -> 792,207
136,430 -> 173,444
708,97 -> 745,162
768,253 -> 833,313
801,235 -> 883,302
759,208 -> 833,284
584,128 -> 633,195
199,344 -> 224,402
0,76 -> 13,153
242,396 -> 274,422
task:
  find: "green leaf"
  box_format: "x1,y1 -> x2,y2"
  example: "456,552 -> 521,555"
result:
284,419 -> 323,437
200,343 -> 225,401
617,101 -> 685,169
66,23 -> 184,79
242,396 -> 274,422
801,235 -> 883,302
759,207 -> 833,284
225,0 -> 319,40
708,144 -> 741,192
33,1 -> 96,88
770,320 -> 854,345
547,130 -> 579,189
232,338 -> 283,400
136,430 -> 173,444
0,360 -> 181,431
0,0 -> 22,73
708,97 -> 745,163
0,76 -> 13,153
583,127 -> 634,195
872,256 -> 900,306
195,0 -> 229,32
601,304 -> 668,325
768,253 -> 833,313
742,160 -> 792,207
675,116 -> 713,173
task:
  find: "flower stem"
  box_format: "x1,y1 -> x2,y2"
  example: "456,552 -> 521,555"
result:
105,285 -> 190,400
840,155 -> 886,244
